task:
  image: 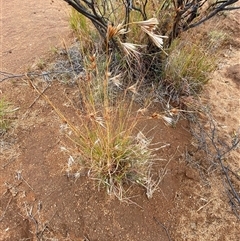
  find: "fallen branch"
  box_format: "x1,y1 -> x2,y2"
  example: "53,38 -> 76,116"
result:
190,112 -> 240,219
153,216 -> 172,241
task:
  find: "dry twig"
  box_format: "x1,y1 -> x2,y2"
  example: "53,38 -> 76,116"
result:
153,216 -> 172,241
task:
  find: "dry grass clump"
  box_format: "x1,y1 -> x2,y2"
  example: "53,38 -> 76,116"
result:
68,54 -> 163,200
161,39 -> 216,97
75,106 -> 157,199
0,98 -> 11,134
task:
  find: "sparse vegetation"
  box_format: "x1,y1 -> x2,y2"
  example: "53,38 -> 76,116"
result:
1,1 -> 240,240
1,0 -> 235,205
55,0 -> 239,200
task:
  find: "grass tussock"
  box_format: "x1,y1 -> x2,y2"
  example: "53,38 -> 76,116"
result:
162,39 -> 216,96
0,98 -> 11,134
58,54 -> 162,201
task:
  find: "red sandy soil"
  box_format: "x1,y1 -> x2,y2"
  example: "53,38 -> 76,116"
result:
0,1 -> 239,240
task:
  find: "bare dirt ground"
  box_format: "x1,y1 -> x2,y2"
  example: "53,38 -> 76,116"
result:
1,0 -> 71,73
0,1 -> 240,240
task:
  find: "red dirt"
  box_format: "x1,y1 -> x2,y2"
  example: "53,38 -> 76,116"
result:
0,79 -> 194,240
0,1 -> 240,241
1,0 -> 71,73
